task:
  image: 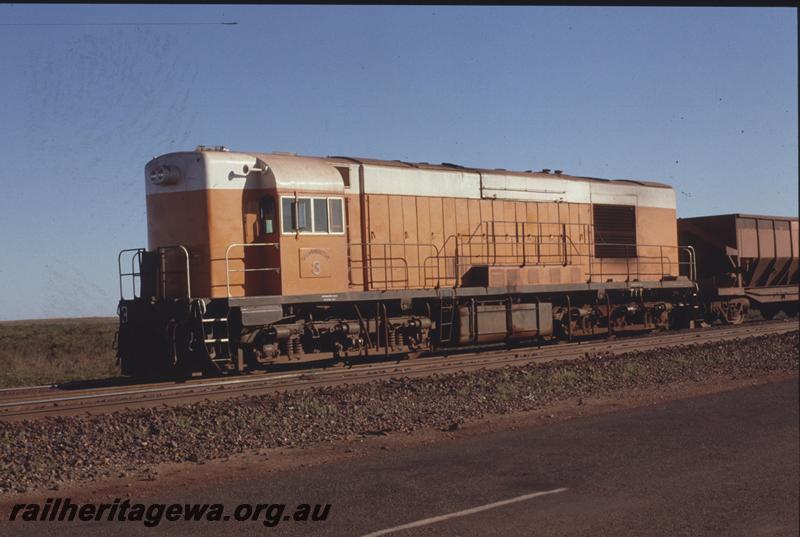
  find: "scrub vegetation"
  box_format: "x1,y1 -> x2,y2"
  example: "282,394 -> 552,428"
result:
0,318 -> 119,387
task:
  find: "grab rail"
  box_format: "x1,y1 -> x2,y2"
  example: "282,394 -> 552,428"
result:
157,245 -> 192,299
117,248 -> 145,300
225,242 -> 280,298
679,245 -> 697,282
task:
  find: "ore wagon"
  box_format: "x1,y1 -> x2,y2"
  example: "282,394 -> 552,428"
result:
678,214 -> 799,323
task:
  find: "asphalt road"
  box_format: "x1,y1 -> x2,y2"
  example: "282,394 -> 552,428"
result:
4,380 -> 798,536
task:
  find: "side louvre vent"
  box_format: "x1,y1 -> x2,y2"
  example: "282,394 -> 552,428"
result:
594,204 -> 637,258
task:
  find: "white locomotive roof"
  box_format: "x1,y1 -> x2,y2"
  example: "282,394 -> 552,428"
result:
327,155 -> 672,189
145,149 -> 676,209
144,150 -> 345,194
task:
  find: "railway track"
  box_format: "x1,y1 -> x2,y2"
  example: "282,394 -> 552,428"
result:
0,320 -> 796,421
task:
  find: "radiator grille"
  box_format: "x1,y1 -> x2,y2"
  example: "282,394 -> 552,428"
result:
594,204 -> 637,258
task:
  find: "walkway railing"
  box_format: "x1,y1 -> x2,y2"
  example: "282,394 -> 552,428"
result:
348,219 -> 698,290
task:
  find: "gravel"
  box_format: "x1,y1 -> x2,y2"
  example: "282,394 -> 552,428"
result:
1,331 -> 797,495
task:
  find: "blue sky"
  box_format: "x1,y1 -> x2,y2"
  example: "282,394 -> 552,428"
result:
0,5 -> 796,320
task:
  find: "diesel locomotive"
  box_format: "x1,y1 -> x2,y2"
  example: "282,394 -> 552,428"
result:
115,146 -> 798,377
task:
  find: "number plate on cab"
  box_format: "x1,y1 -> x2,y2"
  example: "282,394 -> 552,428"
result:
299,248 -> 332,278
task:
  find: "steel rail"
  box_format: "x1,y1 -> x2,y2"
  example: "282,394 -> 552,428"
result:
1,322 -> 794,422
0,320 -> 794,418
0,372 -> 307,409
0,384 -> 54,393
1,321 -> 792,407
0,323 -> 768,405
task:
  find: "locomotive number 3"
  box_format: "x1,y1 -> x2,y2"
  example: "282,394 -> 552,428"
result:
312,260 -> 322,276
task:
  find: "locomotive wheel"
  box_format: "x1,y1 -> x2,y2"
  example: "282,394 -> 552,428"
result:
722,307 -> 744,325
714,299 -> 747,325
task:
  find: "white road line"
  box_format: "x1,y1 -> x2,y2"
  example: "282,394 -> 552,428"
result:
358,487 -> 568,537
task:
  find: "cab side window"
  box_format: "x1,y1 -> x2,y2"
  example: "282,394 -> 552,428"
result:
281,197 -> 312,233
329,198 -> 344,233
313,199 -> 329,233
281,198 -> 295,233
281,196 -> 345,235
259,196 -> 276,235
296,198 -> 312,232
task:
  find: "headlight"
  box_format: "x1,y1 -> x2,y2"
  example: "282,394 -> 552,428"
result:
148,165 -> 181,185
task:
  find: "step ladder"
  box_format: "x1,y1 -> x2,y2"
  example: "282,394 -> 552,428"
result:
201,316 -> 231,368
438,292 -> 456,344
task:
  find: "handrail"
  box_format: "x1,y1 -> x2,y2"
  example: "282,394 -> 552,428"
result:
347,242 -> 440,289
348,256 -> 410,287
157,245 -> 192,299
348,239 -> 696,288
225,242 -> 280,298
117,248 -> 145,300
349,218 -> 694,290
678,245 -> 697,282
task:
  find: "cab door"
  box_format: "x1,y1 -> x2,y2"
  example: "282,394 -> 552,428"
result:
278,193 -> 350,295
241,193 -> 282,296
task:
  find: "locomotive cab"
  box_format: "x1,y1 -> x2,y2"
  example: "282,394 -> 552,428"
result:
135,148 -> 354,300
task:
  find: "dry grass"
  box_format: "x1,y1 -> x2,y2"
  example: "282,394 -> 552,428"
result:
0,317 -> 120,387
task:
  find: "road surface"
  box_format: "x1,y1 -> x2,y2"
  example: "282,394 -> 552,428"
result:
4,379 -> 798,536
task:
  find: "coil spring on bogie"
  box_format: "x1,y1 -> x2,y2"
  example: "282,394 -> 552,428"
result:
389,328 -> 403,350
283,335 -> 304,360
291,336 -> 303,359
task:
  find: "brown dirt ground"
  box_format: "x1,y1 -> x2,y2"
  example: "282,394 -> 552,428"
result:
1,370 -> 795,514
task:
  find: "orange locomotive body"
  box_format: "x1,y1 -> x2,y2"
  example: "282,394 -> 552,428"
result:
117,147 -> 699,377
